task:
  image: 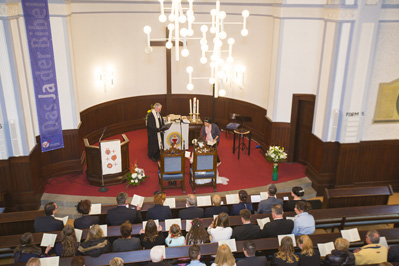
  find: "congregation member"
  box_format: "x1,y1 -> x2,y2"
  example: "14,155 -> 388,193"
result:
388,245 -> 399,262
71,256 -> 85,266
26,257 -> 41,266
74,199 -> 99,229
260,204 -> 293,238
283,186 -> 304,212
292,200 -> 315,236
109,257 -> 124,266
186,218 -> 210,245
179,194 -> 204,219
323,237 -> 355,266
146,191 -> 173,221
297,235 -> 320,265
200,117 -> 221,166
112,221 -> 141,252
208,212 -> 232,243
147,102 -> 165,162
34,202 -> 64,233
354,230 -> 388,265
204,194 -> 229,218
257,184 -> 283,214
140,219 -> 165,249
106,192 -> 142,226
54,225 -> 78,257
165,223 -> 185,247
77,224 -> 111,257
14,232 -> 51,262
232,209 -> 260,240
148,245 -> 173,266
237,240 -> 267,266
187,245 -> 206,266
211,244 -> 236,266
271,236 -> 299,266
231,190 -> 254,216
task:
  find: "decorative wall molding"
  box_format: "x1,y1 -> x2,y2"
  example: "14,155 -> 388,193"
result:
324,8 -> 357,21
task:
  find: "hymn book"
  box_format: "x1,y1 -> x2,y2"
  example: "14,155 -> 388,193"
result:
197,196 -> 212,207
260,192 -> 269,200
379,236 -> 388,248
39,256 -> 59,266
256,217 -> 271,230
218,239 -> 237,252
40,233 -> 57,247
341,228 -> 360,242
225,194 -> 240,204
143,220 -> 160,230
89,203 -> 101,215
165,218 -> 182,231
131,194 -> 145,208
164,198 -> 176,209
278,234 -> 297,247
55,216 -> 68,225
286,216 -> 295,221
317,241 -> 335,257
186,220 -> 192,231
74,228 -> 83,242
251,195 -> 261,203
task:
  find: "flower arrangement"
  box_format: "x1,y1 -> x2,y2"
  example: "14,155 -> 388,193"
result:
265,146 -> 287,163
144,104 -> 154,122
123,162 -> 149,188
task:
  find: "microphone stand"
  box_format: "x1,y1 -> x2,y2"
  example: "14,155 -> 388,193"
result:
98,127 -> 108,192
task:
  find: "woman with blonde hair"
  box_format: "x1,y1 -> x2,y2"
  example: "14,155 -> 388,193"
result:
140,219 -> 165,249
186,218 -> 210,245
207,212 -> 232,243
323,237 -> 355,265
271,236 -> 299,266
55,225 -> 79,257
297,235 -> 320,265
146,191 -> 172,221
211,244 -> 236,266
77,224 -> 111,257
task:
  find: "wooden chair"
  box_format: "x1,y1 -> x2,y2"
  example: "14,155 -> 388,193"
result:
225,113 -> 240,138
190,146 -> 217,193
158,147 -> 185,193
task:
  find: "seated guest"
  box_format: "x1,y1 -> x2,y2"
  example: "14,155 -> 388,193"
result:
34,202 -> 64,233
237,240 -> 267,266
205,194 -> 229,218
14,232 -> 51,262
208,212 -> 232,243
261,204 -> 293,238
323,237 -> 355,266
74,199 -> 99,229
106,192 -> 142,226
292,201 -> 315,236
232,209 -> 260,240
283,186 -> 304,212
54,225 -> 78,257
148,246 -> 173,266
354,230 -> 388,265
26,258 -> 41,266
165,224 -> 185,247
271,236 -> 299,266
179,194 -> 204,219
257,184 -> 283,214
112,221 -> 141,252
297,235 -> 320,266
146,191 -> 172,221
71,255 -> 85,266
388,245 -> 399,262
186,218 -> 210,245
211,244 -> 236,266
77,224 -> 111,257
231,190 -> 253,216
140,219 -> 165,249
109,257 -> 124,266
187,245 -> 206,266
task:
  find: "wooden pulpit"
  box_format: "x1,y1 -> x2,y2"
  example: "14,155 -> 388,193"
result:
84,134 -> 130,186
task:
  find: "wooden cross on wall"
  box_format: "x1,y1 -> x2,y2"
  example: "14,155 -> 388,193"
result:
150,28 -> 183,113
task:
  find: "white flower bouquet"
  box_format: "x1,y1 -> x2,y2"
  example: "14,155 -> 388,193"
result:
123,162 -> 149,187
265,146 -> 287,163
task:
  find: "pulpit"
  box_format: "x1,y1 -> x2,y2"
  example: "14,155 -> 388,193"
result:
84,134 -> 130,186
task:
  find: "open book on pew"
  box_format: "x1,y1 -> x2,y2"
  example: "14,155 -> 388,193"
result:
40,256 -> 59,266
257,217 -> 270,230
226,194 -> 240,204
55,216 -> 68,225
131,194 -> 145,208
164,198 -> 176,209
379,236 -> 388,248
278,234 -> 296,247
341,228 -> 360,242
251,195 -> 261,203
165,218 -> 182,231
75,229 -> 83,243
260,192 -> 269,200
197,196 -> 212,207
218,239 -> 237,252
317,241 -> 335,257
143,220 -> 160,230
186,220 -> 192,231
89,203 -> 101,215
41,233 -> 57,247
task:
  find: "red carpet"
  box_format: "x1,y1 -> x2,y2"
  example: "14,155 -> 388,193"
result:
44,129 -> 306,197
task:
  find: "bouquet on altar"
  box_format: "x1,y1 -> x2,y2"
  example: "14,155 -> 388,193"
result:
266,146 -> 287,163
123,162 -> 149,188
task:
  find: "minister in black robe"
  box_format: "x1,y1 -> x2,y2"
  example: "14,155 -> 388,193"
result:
147,103 -> 165,161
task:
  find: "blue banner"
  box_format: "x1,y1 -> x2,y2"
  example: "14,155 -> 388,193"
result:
22,0 -> 64,152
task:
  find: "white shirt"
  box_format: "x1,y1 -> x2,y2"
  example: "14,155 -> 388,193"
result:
207,226 -> 233,243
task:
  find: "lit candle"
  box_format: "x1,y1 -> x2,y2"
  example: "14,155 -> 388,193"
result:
197,99 -> 199,114
189,99 -> 192,114
193,97 -> 197,114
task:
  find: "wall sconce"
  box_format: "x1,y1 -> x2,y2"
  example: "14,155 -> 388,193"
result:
99,71 -> 114,91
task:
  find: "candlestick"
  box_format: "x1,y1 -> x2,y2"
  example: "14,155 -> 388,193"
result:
189,99 -> 192,114
197,99 -> 199,114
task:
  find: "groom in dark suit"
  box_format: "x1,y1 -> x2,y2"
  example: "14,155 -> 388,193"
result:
260,204 -> 293,238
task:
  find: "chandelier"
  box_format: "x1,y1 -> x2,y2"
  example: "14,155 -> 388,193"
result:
143,0 -> 249,97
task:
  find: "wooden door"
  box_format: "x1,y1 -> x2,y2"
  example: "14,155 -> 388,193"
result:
293,100 -> 315,163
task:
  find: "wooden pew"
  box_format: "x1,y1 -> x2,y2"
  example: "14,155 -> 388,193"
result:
2,205 -> 398,250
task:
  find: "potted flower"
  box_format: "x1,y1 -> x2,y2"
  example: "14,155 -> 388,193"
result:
265,146 -> 287,181
123,162 -> 149,188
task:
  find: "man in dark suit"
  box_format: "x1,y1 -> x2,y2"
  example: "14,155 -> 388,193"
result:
232,209 -> 260,240
257,183 -> 283,214
237,240 -> 267,266
260,204 -> 294,238
34,202 -> 64,233
179,194 -> 204,220
204,194 -> 228,218
106,192 -> 142,226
